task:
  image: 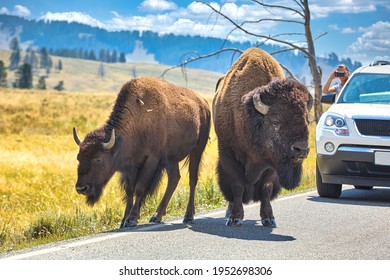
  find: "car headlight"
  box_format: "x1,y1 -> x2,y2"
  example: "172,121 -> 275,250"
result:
323,114 -> 349,136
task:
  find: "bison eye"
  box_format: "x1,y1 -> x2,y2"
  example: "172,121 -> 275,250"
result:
92,158 -> 103,164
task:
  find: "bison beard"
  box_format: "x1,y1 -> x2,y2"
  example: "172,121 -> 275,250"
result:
213,48 -> 312,228
276,163 -> 303,191
85,188 -> 103,205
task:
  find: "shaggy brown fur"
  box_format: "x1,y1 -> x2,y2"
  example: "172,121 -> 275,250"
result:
213,48 -> 312,227
74,77 -> 211,227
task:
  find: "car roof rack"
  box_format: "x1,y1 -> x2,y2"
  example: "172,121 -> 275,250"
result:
369,60 -> 390,66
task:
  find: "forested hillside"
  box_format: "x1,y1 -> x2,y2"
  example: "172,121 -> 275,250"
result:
0,14 -> 362,79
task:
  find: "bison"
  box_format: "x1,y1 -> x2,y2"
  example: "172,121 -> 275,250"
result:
213,48 -> 313,227
73,77 -> 211,227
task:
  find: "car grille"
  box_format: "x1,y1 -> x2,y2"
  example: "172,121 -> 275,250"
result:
355,119 -> 390,136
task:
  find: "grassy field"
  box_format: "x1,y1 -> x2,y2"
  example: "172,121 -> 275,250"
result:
0,53 -> 316,253
0,87 -> 316,253
0,49 -> 221,95
0,87 -> 224,252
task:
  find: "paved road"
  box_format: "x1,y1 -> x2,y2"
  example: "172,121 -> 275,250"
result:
2,186 -> 390,260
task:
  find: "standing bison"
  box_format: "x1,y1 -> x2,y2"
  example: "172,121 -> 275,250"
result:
213,48 -> 313,227
73,77 -> 211,227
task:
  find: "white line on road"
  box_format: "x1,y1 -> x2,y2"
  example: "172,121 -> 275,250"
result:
2,190 -> 317,260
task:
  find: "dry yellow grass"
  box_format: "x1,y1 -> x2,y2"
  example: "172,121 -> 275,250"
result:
0,52 -> 316,253
0,87 -> 224,252
0,87 -> 316,253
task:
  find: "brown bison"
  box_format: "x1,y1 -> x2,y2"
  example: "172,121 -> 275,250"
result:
213,48 -> 313,227
73,77 -> 211,227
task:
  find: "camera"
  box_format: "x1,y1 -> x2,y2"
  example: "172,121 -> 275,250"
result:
335,71 -> 345,77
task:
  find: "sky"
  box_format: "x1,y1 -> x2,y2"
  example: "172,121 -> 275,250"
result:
1,0 -> 389,65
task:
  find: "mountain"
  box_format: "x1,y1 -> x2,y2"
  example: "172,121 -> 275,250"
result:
0,14 -> 362,80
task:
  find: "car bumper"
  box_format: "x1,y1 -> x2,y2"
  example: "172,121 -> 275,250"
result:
317,146 -> 390,187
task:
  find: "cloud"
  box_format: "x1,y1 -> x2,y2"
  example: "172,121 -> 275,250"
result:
328,24 -> 340,31
138,0 -> 178,12
14,4 -> 31,17
341,27 -> 356,34
105,1 -> 282,42
39,12 -> 104,28
310,0 -> 377,18
0,5 -> 31,17
347,21 -> 390,62
0,7 -> 9,14
27,0 -> 390,50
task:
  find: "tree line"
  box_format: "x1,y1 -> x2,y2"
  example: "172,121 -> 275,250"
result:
50,48 -> 126,63
1,37 -> 127,91
4,37 -> 63,90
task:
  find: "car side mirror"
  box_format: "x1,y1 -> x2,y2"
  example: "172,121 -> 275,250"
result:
320,93 -> 336,104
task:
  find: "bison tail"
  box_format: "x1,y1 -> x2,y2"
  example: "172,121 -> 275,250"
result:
144,158 -> 165,197
188,108 -> 211,182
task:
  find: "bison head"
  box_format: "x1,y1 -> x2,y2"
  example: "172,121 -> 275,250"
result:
243,78 -> 313,188
73,127 -> 118,205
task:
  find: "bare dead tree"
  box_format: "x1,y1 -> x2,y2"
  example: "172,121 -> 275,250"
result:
206,0 -> 326,121
163,0 -> 326,122
160,47 -> 243,83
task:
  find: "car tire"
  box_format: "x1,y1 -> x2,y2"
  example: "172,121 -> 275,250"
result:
354,185 -> 373,190
316,164 -> 342,198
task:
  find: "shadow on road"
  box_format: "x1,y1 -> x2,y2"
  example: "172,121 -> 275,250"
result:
308,186 -> 390,207
188,217 -> 296,242
119,216 -> 296,242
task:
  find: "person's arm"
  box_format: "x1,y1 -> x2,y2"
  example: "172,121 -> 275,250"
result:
323,71 -> 336,94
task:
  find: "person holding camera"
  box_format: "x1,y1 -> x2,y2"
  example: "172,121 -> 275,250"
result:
323,64 -> 350,95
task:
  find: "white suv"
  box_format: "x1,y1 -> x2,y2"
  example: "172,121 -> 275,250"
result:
316,61 -> 390,198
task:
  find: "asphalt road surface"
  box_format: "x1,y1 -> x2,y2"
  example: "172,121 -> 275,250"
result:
2,185 -> 390,260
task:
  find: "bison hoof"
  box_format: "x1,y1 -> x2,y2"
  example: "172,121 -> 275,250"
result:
183,216 -> 195,224
149,216 -> 162,223
122,220 -> 138,228
226,218 -> 243,227
261,218 -> 277,228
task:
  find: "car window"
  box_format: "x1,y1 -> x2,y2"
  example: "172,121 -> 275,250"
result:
338,73 -> 390,104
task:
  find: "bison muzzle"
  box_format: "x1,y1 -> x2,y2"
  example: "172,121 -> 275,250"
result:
73,77 -> 211,228
213,48 -> 313,228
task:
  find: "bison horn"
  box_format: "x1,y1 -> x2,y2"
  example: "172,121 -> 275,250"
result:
253,89 -> 270,115
102,129 -> 116,151
73,127 -> 81,146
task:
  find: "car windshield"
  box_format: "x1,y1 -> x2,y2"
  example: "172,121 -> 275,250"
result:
338,73 -> 390,104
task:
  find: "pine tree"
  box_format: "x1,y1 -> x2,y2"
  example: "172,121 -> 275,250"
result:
99,49 -> 108,62
119,52 -> 126,63
88,50 -> 96,60
54,81 -> 64,91
83,49 -> 89,60
0,60 -> 7,87
23,47 -> 38,71
98,63 -> 105,78
58,59 -> 63,71
39,47 -> 50,69
10,37 -> 19,51
37,76 -> 46,90
111,50 -> 118,63
9,37 -> 21,70
78,48 -> 83,59
15,63 -> 33,89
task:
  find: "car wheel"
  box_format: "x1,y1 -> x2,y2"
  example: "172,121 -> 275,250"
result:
354,185 -> 373,190
316,164 -> 342,198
